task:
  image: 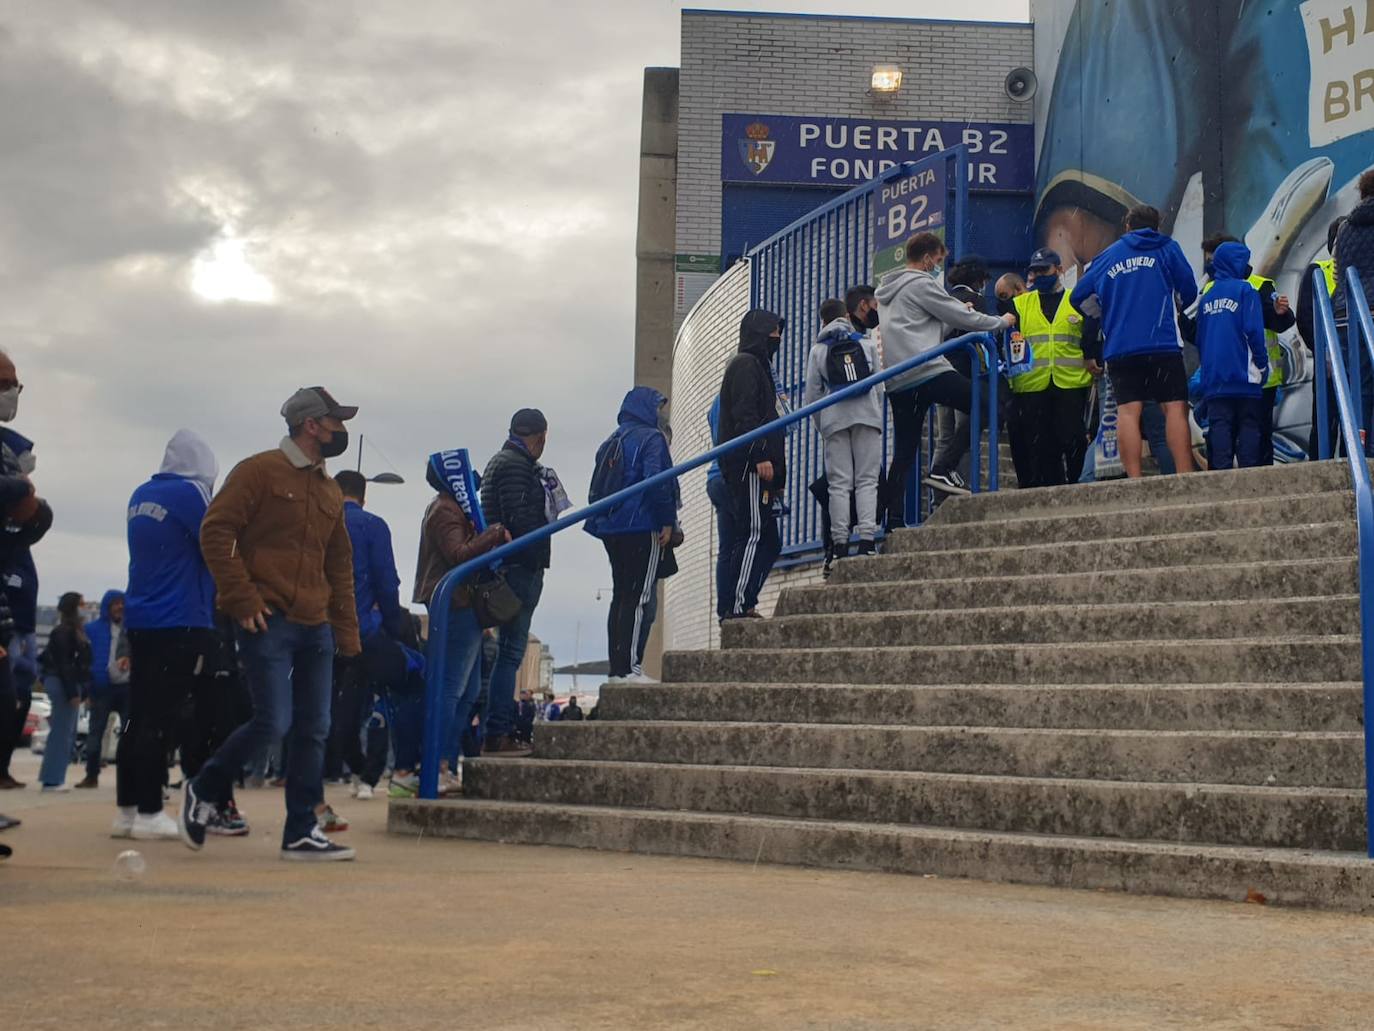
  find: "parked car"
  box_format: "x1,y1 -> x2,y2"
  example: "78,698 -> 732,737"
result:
29,701 -> 119,763
21,694 -> 50,746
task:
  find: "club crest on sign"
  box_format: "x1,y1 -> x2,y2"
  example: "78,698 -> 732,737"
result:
739,122 -> 775,175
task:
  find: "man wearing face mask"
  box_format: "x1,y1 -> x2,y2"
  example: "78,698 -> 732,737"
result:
180,387 -> 361,862
717,310 -> 788,620
876,233 -> 1015,524
0,350 -> 52,807
1006,249 -> 1101,487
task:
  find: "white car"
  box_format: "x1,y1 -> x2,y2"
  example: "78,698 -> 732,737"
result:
29,698 -> 120,762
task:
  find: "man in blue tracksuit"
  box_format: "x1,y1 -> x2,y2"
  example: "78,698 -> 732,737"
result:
586,386 -> 675,683
117,429 -> 219,840
1194,242 -> 1270,470
327,470 -> 407,797
77,589 -> 127,788
1071,204 -> 1199,478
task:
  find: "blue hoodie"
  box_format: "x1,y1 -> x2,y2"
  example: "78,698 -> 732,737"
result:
1070,228 -> 1198,361
85,589 -> 124,693
584,387 -> 676,539
125,430 -> 218,631
343,500 -> 405,642
1195,242 -> 1268,400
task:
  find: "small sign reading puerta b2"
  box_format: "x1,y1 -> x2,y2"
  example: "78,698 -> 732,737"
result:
873,158 -> 947,279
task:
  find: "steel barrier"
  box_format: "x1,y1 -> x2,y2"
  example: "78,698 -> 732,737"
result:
417,331 -> 998,800
1312,267 -> 1374,857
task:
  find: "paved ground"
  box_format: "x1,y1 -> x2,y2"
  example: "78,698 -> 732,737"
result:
2,751 -> 1372,1030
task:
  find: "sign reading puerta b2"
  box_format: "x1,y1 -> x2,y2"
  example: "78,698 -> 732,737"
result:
722,113 -> 1033,191
872,157 -> 947,278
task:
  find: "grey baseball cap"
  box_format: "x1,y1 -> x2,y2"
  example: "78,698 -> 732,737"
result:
280,386 -> 358,427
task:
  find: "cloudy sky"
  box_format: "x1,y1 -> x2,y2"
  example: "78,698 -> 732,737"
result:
1,0 -> 1027,664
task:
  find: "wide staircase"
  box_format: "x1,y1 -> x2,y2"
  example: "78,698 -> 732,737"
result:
390,460 -> 1374,912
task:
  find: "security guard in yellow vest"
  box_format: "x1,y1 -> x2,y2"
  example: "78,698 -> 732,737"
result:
1005,249 -> 1101,487
1195,235 -> 1294,464
1298,216 -> 1350,457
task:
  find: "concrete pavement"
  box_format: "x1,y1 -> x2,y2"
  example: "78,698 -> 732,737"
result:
1,750 -> 1372,1030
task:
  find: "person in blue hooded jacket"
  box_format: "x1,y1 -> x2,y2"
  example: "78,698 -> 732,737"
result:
585,387 -> 675,683
75,589 -> 127,789
1194,241 -> 1269,470
1071,204 -> 1199,479
115,429 -> 219,841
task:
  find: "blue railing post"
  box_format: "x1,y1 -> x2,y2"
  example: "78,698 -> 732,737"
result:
413,333 -> 998,798
1313,269 -> 1374,859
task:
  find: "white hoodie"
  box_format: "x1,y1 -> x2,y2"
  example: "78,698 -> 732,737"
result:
159,429 -> 219,505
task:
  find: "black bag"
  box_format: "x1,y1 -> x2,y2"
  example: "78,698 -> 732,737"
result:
588,433 -> 627,504
469,568 -> 523,629
825,335 -> 872,390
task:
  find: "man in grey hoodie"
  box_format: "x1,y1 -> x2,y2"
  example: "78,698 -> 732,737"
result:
876,232 -> 1014,527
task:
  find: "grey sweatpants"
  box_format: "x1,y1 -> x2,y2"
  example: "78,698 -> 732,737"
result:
824,424 -> 882,544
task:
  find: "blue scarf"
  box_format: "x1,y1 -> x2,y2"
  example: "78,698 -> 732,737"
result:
425,449 -> 487,532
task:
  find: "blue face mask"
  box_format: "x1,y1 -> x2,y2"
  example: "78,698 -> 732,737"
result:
1031,274 -> 1060,293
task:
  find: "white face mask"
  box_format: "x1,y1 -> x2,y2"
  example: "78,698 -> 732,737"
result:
0,387 -> 18,423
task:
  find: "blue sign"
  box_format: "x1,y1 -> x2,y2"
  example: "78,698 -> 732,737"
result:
722,113 -> 1033,192
425,449 -> 486,531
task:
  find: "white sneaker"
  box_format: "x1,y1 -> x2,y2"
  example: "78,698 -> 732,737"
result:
354,782 -> 374,801
605,676 -> 628,684
131,811 -> 180,840
624,673 -> 658,684
41,784 -> 71,793
111,807 -> 136,839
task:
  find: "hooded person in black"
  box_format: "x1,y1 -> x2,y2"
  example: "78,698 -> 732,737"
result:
717,309 -> 786,620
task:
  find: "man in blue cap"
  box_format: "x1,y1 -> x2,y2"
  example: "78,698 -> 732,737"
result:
1005,248 -> 1101,487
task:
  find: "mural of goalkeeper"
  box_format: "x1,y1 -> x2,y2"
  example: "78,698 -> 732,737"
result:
1032,0 -> 1374,462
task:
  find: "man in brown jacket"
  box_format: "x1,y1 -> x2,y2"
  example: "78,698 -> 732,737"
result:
179,387 -> 362,862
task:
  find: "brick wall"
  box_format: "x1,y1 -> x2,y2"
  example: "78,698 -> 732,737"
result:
676,11 -> 1034,279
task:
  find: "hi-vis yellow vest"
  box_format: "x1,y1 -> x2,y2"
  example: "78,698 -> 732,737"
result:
1202,273 -> 1283,389
1317,258 -> 1337,296
1009,291 -> 1093,394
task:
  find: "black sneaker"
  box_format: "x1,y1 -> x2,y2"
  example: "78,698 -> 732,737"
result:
855,540 -> 877,556
924,469 -> 970,496
178,778 -> 213,851
281,826 -> 356,862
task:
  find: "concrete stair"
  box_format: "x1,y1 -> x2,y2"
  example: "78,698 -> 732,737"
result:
391,460 -> 1374,912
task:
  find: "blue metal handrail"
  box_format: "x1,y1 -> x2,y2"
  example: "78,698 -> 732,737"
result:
1311,267 -> 1374,858
417,331 -> 1001,799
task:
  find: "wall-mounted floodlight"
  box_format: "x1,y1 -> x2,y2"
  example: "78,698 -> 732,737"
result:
870,65 -> 903,96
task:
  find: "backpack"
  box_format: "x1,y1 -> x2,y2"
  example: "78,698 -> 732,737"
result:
825,334 -> 872,391
588,432 -> 627,504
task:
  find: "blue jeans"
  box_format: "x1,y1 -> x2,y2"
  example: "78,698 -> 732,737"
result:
707,477 -> 738,622
426,604 -> 484,769
485,566 -> 543,740
39,675 -> 79,787
193,615 -> 334,844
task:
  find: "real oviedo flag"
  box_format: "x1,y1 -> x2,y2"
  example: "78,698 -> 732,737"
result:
425,449 -> 487,532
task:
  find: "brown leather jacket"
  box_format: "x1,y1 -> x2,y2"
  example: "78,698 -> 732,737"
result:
413,494 -> 506,608
200,442 -> 361,655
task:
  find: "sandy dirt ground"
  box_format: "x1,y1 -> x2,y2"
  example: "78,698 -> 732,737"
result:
2,751 -> 1372,1030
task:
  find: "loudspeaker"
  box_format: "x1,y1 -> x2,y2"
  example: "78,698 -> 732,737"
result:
1004,67 -> 1038,103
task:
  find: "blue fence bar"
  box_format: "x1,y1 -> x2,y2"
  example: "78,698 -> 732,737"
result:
746,146 -> 971,548
417,332 -> 998,800
1313,268 -> 1374,858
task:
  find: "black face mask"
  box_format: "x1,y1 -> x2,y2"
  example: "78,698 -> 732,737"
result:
768,335 -> 781,361
864,308 -> 880,329
320,429 -> 349,459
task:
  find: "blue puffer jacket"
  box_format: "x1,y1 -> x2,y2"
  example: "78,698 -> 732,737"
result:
1195,242 -> 1268,400
584,387 -> 676,538
86,589 -> 124,693
1070,228 -> 1198,361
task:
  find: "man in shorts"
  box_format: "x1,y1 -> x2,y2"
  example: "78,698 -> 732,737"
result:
1071,204 -> 1199,478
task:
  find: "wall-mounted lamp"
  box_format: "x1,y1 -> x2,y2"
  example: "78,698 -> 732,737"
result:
869,64 -> 903,97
